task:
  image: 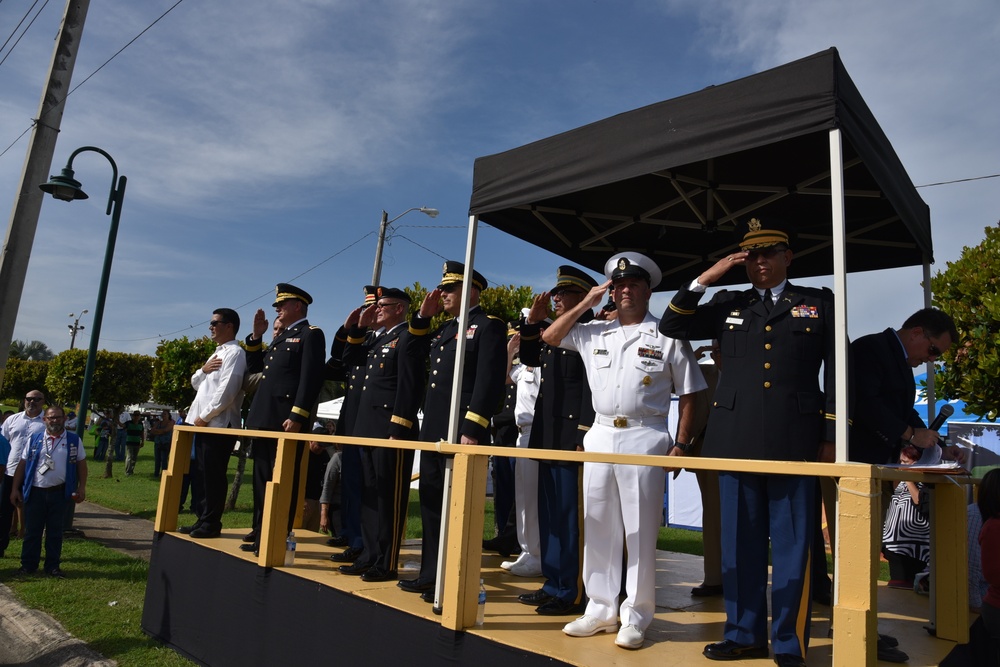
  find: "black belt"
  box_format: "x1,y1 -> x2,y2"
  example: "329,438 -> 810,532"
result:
33,483 -> 66,494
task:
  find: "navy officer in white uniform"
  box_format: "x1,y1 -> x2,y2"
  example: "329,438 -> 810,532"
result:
541,251 -> 706,650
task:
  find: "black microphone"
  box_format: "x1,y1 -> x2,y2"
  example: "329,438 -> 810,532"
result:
927,403 -> 955,432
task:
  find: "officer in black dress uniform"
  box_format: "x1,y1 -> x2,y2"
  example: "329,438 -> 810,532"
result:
483,337 -> 519,558
517,265 -> 598,616
336,287 -> 423,581
241,283 -> 326,554
327,286 -> 378,562
659,218 -> 837,667
396,262 -> 507,600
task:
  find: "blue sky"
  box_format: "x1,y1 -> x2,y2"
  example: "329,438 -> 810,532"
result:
1,0 -> 997,357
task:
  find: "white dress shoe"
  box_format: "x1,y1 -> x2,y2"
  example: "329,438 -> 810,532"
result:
507,556 -> 542,577
615,624 -> 645,649
563,615 -> 618,637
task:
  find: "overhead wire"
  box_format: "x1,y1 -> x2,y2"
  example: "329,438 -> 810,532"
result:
0,0 -> 49,68
0,0 -> 186,160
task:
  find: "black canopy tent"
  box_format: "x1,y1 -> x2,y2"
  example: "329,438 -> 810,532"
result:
468,48 -> 932,289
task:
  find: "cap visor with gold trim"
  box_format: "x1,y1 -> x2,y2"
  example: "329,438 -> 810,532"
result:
273,282 -> 313,307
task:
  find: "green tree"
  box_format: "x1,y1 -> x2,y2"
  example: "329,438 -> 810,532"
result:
930,222 -> 1000,421
0,358 -> 49,402
46,349 -> 154,413
9,339 -> 55,361
152,336 -> 217,410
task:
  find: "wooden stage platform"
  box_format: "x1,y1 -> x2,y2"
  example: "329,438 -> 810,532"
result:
142,527 -> 969,666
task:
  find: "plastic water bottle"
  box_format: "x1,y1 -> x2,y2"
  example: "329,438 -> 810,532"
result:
284,531 -> 296,566
476,579 -> 486,626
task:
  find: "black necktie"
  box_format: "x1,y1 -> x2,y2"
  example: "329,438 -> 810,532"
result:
763,288 -> 773,313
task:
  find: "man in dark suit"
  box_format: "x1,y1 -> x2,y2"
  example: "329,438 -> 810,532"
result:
396,262 -> 507,601
337,287 -> 423,581
241,283 -> 326,554
516,265 -> 597,616
850,307 -> 960,465
660,217 -> 837,667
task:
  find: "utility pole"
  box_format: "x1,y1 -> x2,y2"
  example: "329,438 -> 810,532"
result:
0,0 -> 92,389
68,309 -> 88,349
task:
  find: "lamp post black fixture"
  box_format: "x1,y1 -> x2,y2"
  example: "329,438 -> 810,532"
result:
40,146 -> 126,438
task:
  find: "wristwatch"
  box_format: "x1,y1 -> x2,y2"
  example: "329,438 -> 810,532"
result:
672,441 -> 694,454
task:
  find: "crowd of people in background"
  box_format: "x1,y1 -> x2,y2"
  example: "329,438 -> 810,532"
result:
5,213 -> 998,665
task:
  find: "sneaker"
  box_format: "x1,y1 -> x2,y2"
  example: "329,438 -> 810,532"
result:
615,624 -> 645,649
563,615 -> 618,637
45,568 -> 66,579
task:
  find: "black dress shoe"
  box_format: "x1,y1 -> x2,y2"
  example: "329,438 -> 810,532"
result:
189,526 -> 221,539
361,567 -> 398,582
812,587 -> 832,606
420,590 -> 435,603
330,546 -> 363,563
535,598 -> 586,616
398,578 -> 435,593
876,637 -> 909,663
326,535 -> 348,547
482,536 -> 521,558
239,543 -> 258,553
703,640 -> 769,661
773,654 -> 806,667
691,583 -> 724,597
178,521 -> 202,535
338,561 -> 372,576
242,531 -> 258,543
518,589 -> 554,606
878,634 -> 899,648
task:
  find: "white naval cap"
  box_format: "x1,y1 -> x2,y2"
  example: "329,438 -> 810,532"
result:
604,251 -> 662,289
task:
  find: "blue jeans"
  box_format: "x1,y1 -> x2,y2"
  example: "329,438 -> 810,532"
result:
21,485 -> 70,573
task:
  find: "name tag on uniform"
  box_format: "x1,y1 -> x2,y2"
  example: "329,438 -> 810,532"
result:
791,306 -> 819,318
593,349 -> 609,356
725,316 -> 743,325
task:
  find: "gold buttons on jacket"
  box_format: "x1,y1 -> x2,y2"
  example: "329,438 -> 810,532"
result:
765,343 -> 772,350
764,362 -> 771,369
764,382 -> 771,388
765,325 -> 772,332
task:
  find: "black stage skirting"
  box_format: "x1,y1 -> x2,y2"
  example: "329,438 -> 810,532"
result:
141,533 -> 569,666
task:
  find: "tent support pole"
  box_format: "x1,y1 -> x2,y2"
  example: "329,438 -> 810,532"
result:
431,214 -> 482,613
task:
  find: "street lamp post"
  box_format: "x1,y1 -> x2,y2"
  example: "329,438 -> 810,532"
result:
40,146 -> 126,439
371,207 -> 439,286
68,309 -> 89,350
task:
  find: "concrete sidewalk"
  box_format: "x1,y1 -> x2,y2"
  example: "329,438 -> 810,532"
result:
0,502 -> 155,666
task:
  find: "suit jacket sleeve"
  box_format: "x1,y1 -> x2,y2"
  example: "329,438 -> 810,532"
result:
851,331 -> 923,446
289,326 -> 327,426
461,316 -> 507,442
819,287 -> 839,442
519,322 -> 542,366
325,326 -> 349,381
245,333 -> 266,373
659,282 -> 724,341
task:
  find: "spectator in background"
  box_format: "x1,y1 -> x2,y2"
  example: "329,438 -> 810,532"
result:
150,409 -> 174,477
94,419 -> 111,461
113,415 -> 127,462
122,411 -> 145,476
882,445 -> 930,589
1,390 -> 46,558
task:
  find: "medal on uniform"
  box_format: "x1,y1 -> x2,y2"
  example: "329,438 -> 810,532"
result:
642,376 -> 652,386
466,324 -> 478,339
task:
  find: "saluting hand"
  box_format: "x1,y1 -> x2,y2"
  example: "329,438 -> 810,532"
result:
358,303 -> 378,329
252,308 -> 268,339
344,306 -> 364,329
420,289 -> 443,318
698,251 -> 749,287
526,293 -> 550,324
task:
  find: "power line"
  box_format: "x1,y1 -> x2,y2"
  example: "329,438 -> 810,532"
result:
915,173 -> 1000,188
0,0 -> 186,160
100,230 -> 376,343
0,0 -> 49,68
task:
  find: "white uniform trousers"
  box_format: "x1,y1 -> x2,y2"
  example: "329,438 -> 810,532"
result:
514,427 -> 540,559
581,421 -> 668,630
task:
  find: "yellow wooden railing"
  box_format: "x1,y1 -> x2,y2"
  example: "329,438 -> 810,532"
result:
154,425 -> 973,667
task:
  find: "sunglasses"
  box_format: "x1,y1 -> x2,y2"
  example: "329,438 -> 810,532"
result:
208,320 -> 228,328
375,301 -> 402,309
25,396 -> 43,402
924,334 -> 942,357
439,284 -> 460,294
